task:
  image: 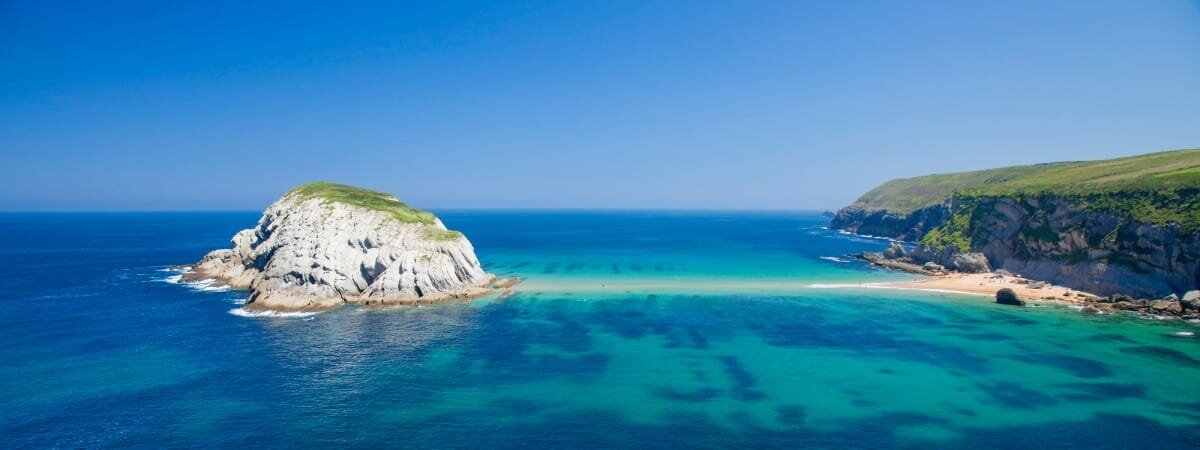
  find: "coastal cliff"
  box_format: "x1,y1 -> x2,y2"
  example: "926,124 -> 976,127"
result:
831,149 -> 1200,298
185,182 -> 494,311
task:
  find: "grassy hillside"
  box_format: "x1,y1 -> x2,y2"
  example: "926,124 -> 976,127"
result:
850,148 -> 1200,214
288,181 -> 441,225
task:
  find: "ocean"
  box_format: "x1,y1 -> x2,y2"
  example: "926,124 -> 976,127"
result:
1,211 -> 1198,448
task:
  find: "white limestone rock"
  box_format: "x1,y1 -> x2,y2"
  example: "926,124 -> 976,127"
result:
185,182 -> 493,311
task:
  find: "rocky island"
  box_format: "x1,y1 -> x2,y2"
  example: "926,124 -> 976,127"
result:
183,182 -> 502,312
831,149 -> 1200,318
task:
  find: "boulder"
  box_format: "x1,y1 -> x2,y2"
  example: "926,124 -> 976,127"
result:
994,269 -> 1014,277
1113,301 -> 1137,310
950,252 -> 992,273
1162,293 -> 1180,301
1183,298 -> 1200,311
1079,305 -> 1101,314
1110,294 -> 1136,303
882,242 -> 906,260
923,262 -> 946,272
995,288 -> 1024,306
1183,290 -> 1200,302
1149,300 -> 1183,315
1028,281 -> 1049,289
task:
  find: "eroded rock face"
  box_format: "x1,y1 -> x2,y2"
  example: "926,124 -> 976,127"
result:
832,195 -> 1200,298
187,189 -> 492,311
829,204 -> 950,241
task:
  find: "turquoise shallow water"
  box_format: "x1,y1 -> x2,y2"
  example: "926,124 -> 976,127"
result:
2,211 -> 1199,448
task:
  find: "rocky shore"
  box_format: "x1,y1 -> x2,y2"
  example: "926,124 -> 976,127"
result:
183,182 -> 510,312
856,242 -> 1200,320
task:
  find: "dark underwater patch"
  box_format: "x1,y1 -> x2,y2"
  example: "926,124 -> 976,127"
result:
976,381 -> 1059,409
983,312 -> 1038,326
447,303 -> 608,382
954,331 -> 1015,341
489,397 -> 551,415
851,398 -> 876,407
741,300 -> 992,374
1090,333 -> 1137,344
661,327 -> 709,349
653,387 -> 722,402
775,404 -> 806,426
1056,382 -> 1146,402
391,406 -> 1200,449
1011,353 -> 1113,378
719,356 -> 766,401
1119,346 -> 1200,367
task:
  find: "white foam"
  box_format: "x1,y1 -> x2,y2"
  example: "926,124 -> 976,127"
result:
1173,331 -> 1195,337
228,308 -> 318,318
819,256 -> 849,263
161,271 -> 235,293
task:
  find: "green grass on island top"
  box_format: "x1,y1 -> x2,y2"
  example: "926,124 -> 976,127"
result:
849,148 -> 1200,230
287,182 -> 463,240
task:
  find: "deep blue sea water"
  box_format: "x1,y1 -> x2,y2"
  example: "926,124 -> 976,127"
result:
2,211 -> 1199,448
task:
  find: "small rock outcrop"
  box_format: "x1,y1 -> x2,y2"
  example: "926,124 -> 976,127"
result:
184,182 -> 494,312
995,288 -> 1024,306
908,246 -> 992,273
882,242 -> 907,259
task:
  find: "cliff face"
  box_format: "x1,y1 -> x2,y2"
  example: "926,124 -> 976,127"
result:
959,196 -> 1199,298
829,149 -> 1200,298
832,194 -> 1200,298
187,183 -> 493,311
829,204 -> 948,241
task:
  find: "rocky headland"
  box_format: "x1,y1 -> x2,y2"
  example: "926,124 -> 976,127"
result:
183,182 -> 505,312
834,149 -> 1200,319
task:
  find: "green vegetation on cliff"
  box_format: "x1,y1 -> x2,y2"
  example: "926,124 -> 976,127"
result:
288,181 -> 439,225
851,149 -> 1200,231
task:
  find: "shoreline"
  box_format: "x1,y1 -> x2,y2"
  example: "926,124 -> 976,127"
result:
881,272 -> 1095,304
173,265 -> 519,314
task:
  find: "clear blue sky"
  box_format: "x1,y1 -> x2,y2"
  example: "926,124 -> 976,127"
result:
2,1 -> 1199,211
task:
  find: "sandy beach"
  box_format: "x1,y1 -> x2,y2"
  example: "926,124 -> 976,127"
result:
882,272 -> 1098,304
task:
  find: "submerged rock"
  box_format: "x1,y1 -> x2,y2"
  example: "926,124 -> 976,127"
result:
186,182 -> 494,312
995,288 -> 1024,306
